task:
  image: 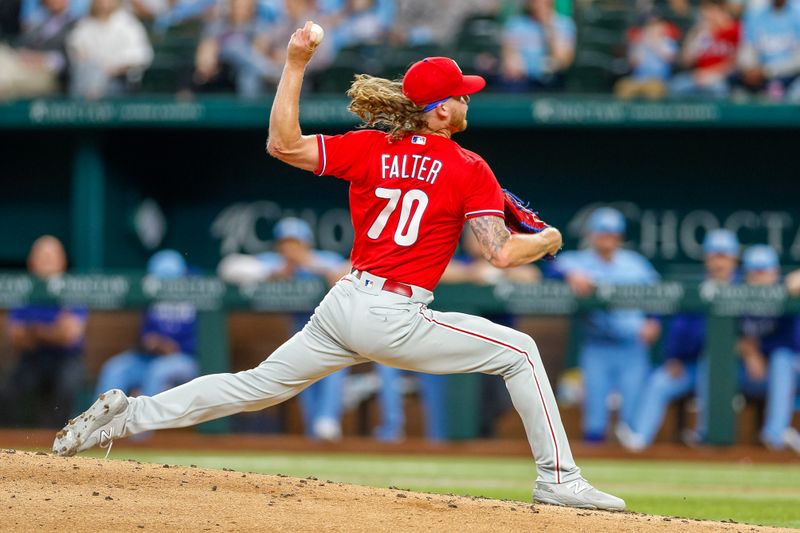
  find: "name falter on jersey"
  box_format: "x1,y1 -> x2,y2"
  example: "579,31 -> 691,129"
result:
380,153 -> 443,184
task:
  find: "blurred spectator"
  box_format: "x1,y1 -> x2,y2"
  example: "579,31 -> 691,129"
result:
617,229 -> 740,451
681,242 -> 800,448
0,236 -> 87,428
94,250 -> 198,401
330,0 -> 393,49
217,252 -> 270,285
254,0 -> 284,24
669,0 -> 740,98
787,267 -> 800,296
150,0 -> 217,34
666,0 -> 697,19
258,216 -> 347,285
391,0 -> 498,47
20,0 -> 89,31
373,366 -> 446,442
439,227 -> 540,439
66,0 -> 153,99
193,0 -> 335,97
30,0 -> 208,23
262,0 -> 336,76
124,0 -> 196,21
737,245 -> 799,453
389,0 -> 442,47
498,0 -> 575,92
728,0 -> 800,17
0,0 -> 76,100
258,217 -> 349,440
554,207 -> 661,443
735,0 -> 800,100
614,9 -> 679,100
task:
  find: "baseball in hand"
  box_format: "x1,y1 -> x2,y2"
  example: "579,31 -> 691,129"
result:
310,23 -> 325,46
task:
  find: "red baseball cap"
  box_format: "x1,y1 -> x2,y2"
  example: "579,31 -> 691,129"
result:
402,57 -> 486,108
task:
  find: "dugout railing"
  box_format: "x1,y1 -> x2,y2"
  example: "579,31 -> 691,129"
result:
1,273 -> 798,445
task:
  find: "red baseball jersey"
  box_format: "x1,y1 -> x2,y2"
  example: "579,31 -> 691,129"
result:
694,22 -> 740,70
315,130 -> 504,290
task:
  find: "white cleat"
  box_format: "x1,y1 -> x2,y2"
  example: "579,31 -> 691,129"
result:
313,417 -> 342,442
52,389 -> 129,457
615,422 -> 647,453
765,428 -> 800,454
533,477 -> 626,511
782,428 -> 800,454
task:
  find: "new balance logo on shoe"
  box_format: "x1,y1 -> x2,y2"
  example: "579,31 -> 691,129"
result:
99,429 -> 113,446
99,428 -> 115,458
572,480 -> 589,495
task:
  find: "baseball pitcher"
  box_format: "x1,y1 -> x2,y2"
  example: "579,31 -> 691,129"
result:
54,21 -> 624,511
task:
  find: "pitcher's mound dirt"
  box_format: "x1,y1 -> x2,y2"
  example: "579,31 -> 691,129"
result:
0,450 -> 789,532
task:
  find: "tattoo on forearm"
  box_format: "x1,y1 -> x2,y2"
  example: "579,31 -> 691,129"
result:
468,216 -> 510,260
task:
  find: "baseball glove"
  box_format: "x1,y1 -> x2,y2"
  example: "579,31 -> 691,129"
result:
502,189 -> 550,234
502,189 -> 558,259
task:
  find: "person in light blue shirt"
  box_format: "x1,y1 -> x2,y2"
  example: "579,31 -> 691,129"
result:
736,0 -> 800,99
736,245 -> 800,453
330,0 -> 394,50
684,243 -> 799,448
554,207 -> 661,442
617,229 -> 740,451
257,217 -> 350,441
194,0 -> 279,99
20,0 -> 88,30
614,9 -> 678,100
629,11 -> 678,82
499,0 -> 576,91
95,250 -> 199,403
255,0 -> 346,26
151,0 -> 216,34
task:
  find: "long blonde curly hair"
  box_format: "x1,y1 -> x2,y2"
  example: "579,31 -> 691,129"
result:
346,74 -> 427,141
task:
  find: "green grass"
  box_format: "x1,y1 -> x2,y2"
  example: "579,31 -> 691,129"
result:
89,450 -> 800,528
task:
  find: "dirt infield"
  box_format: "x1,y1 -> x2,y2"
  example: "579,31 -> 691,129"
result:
0,450 -> 792,532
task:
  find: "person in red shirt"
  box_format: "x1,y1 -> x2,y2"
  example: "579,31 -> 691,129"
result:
669,0 -> 741,97
53,21 -> 624,512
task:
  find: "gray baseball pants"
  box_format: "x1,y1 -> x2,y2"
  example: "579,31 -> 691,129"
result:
123,270 -> 580,483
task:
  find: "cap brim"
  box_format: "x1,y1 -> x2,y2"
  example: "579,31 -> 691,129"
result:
705,249 -> 737,256
591,228 -> 623,234
746,265 -> 777,272
456,75 -> 486,96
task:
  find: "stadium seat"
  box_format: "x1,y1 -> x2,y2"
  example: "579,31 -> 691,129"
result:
456,14 -> 502,54
141,24 -> 201,93
566,0 -> 632,92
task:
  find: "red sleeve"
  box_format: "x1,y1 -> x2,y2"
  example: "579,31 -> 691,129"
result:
314,129 -> 382,181
728,22 -> 741,45
462,159 -> 505,219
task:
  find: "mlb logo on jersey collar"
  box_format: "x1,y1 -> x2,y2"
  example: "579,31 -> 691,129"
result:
411,135 -> 426,145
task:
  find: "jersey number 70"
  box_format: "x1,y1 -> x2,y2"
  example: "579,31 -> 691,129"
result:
367,188 -> 429,247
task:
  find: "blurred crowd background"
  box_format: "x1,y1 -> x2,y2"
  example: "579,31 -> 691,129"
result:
1,0 -> 800,100
1,211 -> 799,454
